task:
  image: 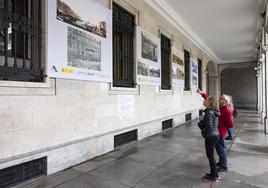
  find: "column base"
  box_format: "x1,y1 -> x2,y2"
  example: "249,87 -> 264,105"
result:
261,111 -> 265,124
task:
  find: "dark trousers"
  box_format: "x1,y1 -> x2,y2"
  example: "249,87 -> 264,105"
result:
205,136 -> 219,178
227,118 -> 235,138
215,137 -> 228,170
227,128 -> 233,137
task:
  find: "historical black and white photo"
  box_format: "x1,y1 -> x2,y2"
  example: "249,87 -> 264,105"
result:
138,61 -> 149,76
68,27 -> 101,71
149,67 -> 160,78
192,75 -> 198,85
192,62 -> 198,74
172,48 -> 185,87
141,32 -> 158,62
57,0 -> 107,38
191,58 -> 198,86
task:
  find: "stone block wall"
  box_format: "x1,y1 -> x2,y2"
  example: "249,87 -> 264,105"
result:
0,0 -> 213,174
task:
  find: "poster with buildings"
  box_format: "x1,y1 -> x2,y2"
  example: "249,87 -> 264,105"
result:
172,48 -> 184,87
136,27 -> 161,86
191,57 -> 198,86
47,0 -> 112,82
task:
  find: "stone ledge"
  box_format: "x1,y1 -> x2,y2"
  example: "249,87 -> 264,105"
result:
0,78 -> 55,96
108,84 -> 140,95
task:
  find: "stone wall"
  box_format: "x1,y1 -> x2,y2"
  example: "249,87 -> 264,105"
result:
0,0 -> 214,174
221,67 -> 257,109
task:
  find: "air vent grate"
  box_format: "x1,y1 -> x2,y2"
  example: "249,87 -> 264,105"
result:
0,157 -> 47,188
185,113 -> 192,122
162,119 -> 173,130
114,129 -> 138,148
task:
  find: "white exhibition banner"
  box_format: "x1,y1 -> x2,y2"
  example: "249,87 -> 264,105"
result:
47,0 -> 112,82
136,26 -> 161,86
172,47 -> 184,88
191,57 -> 198,86
117,95 -> 134,120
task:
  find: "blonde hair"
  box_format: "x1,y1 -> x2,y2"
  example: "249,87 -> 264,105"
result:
205,96 -> 219,110
222,94 -> 234,111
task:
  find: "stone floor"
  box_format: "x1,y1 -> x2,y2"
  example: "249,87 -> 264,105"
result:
14,110 -> 268,188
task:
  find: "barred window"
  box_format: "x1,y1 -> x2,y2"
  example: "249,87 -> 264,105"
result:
0,0 -> 44,82
198,58 -> 202,90
161,34 -> 171,90
184,49 -> 190,91
112,3 -> 135,87
113,3 -> 135,87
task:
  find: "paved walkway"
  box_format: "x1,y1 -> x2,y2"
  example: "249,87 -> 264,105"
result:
15,110 -> 268,188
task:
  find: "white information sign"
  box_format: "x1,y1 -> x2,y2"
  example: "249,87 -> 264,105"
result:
117,95 -> 134,120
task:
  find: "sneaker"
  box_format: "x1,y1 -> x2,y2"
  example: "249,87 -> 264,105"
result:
225,136 -> 233,141
203,173 -> 221,180
202,175 -> 219,183
217,166 -> 228,172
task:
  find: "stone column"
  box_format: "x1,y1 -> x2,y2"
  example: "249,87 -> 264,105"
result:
264,50 -> 268,134
207,76 -> 220,99
257,61 -> 263,113
261,59 -> 266,123
202,61 -> 208,93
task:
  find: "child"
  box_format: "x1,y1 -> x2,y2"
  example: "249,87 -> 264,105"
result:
197,89 -> 208,100
198,97 -> 220,183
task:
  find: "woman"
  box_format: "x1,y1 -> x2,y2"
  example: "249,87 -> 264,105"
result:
216,95 -> 234,172
223,94 -> 237,140
198,97 -> 220,183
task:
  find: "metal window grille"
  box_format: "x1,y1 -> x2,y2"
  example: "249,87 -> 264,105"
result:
184,50 -> 190,91
0,0 -> 44,82
161,34 -> 171,90
0,157 -> 47,188
198,58 -> 202,90
112,3 -> 135,87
